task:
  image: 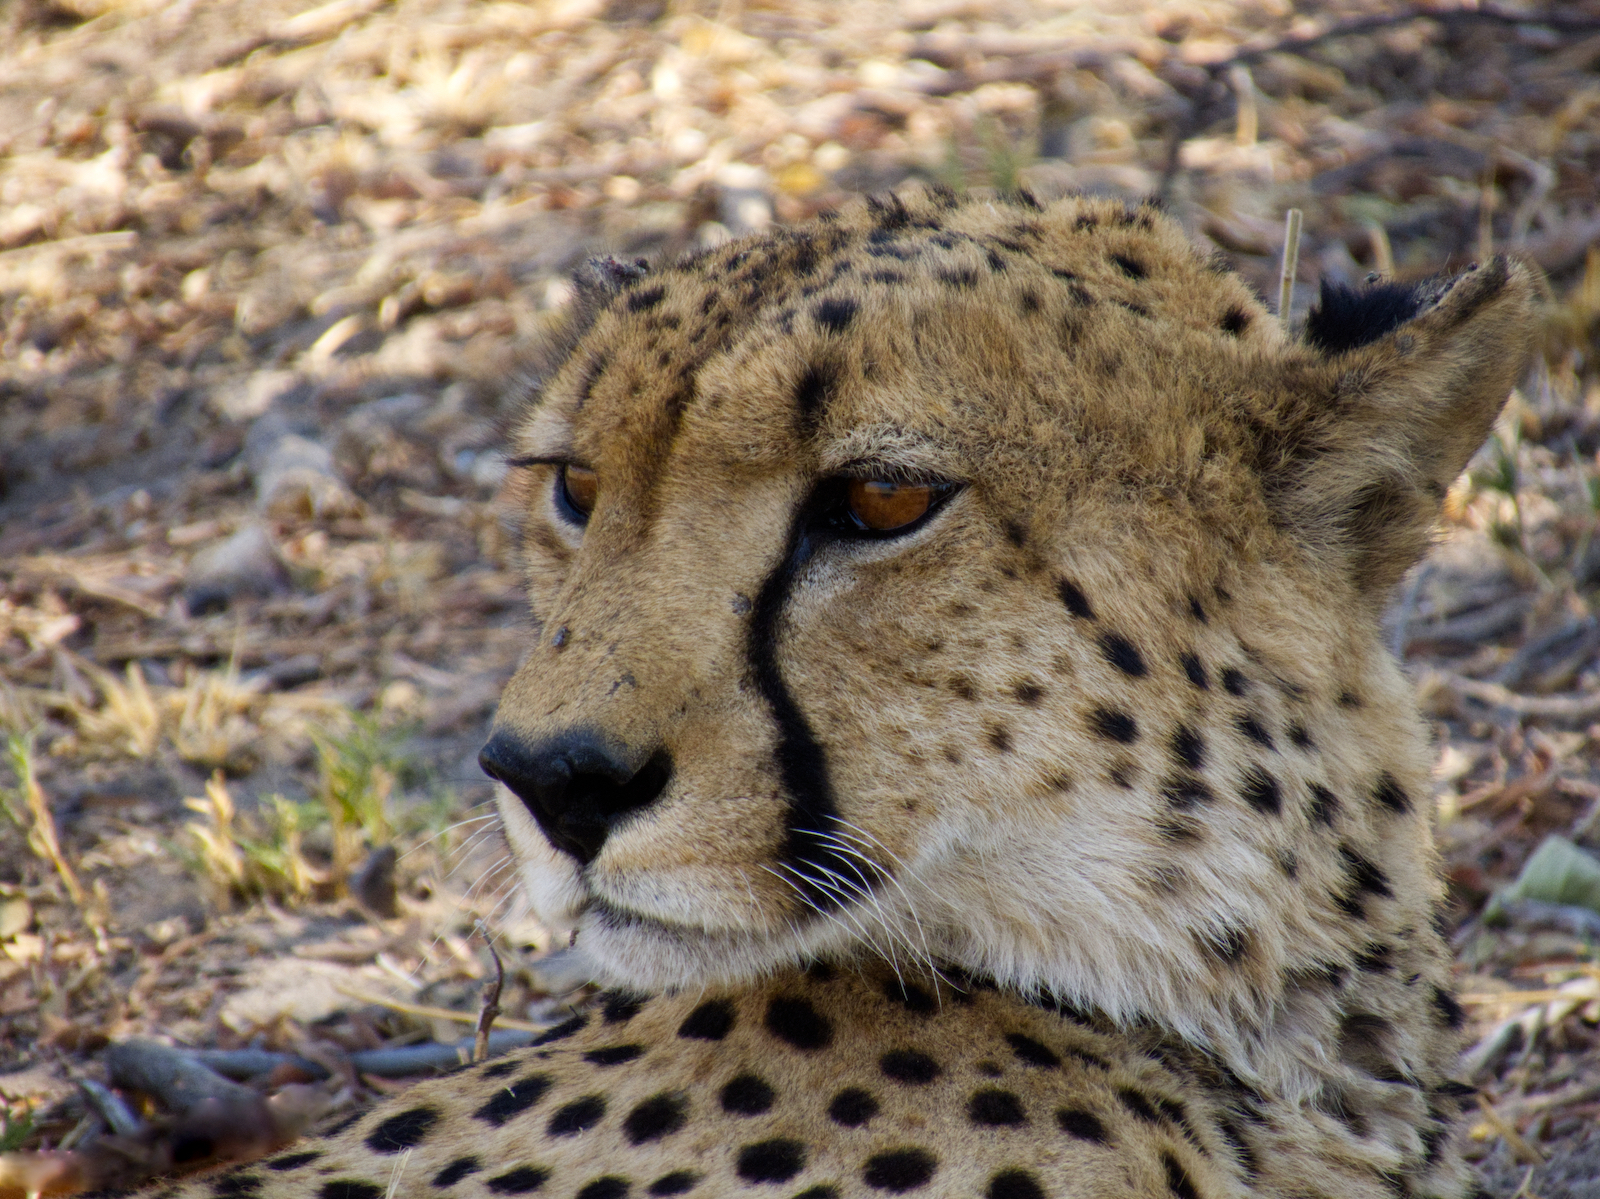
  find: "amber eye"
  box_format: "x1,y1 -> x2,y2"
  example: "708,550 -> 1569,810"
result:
846,480 -> 936,532
557,464 -> 598,523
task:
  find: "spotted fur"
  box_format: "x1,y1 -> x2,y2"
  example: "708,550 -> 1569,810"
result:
154,189 -> 1537,1198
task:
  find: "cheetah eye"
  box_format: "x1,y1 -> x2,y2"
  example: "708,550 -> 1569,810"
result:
829,478 -> 957,538
556,464 -> 598,525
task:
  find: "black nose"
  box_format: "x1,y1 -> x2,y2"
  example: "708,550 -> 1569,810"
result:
479,729 -> 672,865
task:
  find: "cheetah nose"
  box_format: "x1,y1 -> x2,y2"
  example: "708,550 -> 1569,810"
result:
478,728 -> 672,865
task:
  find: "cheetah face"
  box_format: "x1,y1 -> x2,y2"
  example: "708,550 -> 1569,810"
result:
481,194 -> 1535,1041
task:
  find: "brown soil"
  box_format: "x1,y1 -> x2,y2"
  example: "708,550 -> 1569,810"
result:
3,0 -> 1600,1193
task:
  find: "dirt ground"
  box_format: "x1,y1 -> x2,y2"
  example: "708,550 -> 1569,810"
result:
3,0 -> 1600,1193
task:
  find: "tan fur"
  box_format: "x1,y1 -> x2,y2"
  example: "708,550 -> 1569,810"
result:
155,190 -> 1537,1199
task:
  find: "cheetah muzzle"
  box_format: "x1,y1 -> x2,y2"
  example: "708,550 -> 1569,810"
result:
164,190 -> 1537,1199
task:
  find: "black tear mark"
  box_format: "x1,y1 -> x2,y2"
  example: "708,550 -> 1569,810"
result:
813,296 -> 857,332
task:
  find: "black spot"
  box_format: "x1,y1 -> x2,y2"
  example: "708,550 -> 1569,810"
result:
485,1167 -> 552,1195
1162,1152 -> 1199,1199
547,1095 -> 607,1137
938,267 -> 980,289
532,1014 -> 588,1045
792,360 -> 839,421
266,1153 -> 321,1172
880,1049 -> 941,1084
1304,277 -> 1429,355
626,284 -> 665,313
647,1172 -> 699,1196
1115,299 -> 1151,317
986,1169 -> 1045,1199
1432,986 -> 1467,1030
1354,943 -> 1393,973
813,297 -> 857,333
721,1074 -> 776,1116
1220,668 -> 1248,695
1181,654 -> 1209,689
1171,726 -> 1204,770
318,1185 -> 383,1199
1216,1116 -> 1258,1177
884,979 -> 937,1014
624,1093 -> 688,1145
601,991 -> 647,1023
987,725 -> 1013,753
473,1074 -> 553,1127
584,1044 -> 645,1067
736,1139 -> 807,1184
1118,1089 -> 1160,1122
1188,597 -> 1207,622
862,1148 -> 938,1192
1338,690 -> 1362,708
481,1060 -> 518,1079
1017,289 -> 1040,313
1220,307 -> 1251,336
365,1107 -> 437,1153
1436,1079 -> 1477,1099
678,999 -> 735,1040
1235,715 -> 1274,749
948,676 -> 977,701
1309,784 -> 1339,824
828,1087 -> 879,1127
1003,1032 -> 1059,1068
1157,817 -> 1201,844
1202,926 -> 1253,966
1288,724 -> 1313,750
1340,845 -> 1393,898
1098,633 -> 1146,677
792,1189 -> 840,1199
1089,708 -> 1138,743
432,1158 -> 481,1187
575,1179 -> 629,1199
1110,253 -> 1147,279
1240,768 -> 1281,815
1057,579 -> 1095,620
766,996 -> 833,1050
968,1088 -> 1027,1126
212,1174 -> 262,1195
1163,777 -> 1214,808
1056,1107 -> 1108,1143
1373,772 -> 1411,814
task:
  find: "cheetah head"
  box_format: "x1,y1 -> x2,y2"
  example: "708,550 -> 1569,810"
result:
483,190 -> 1535,1084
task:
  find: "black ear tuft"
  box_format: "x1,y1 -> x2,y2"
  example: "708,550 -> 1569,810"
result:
1303,278 -> 1429,355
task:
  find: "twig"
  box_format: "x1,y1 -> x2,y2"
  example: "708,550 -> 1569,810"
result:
195,1031 -> 542,1081
1367,222 -> 1395,277
333,984 -> 546,1032
1278,209 -> 1303,328
474,920 -> 506,1064
1426,671 -> 1600,722
1478,1097 -> 1545,1165
1228,65 -> 1257,147
385,1148 -> 413,1199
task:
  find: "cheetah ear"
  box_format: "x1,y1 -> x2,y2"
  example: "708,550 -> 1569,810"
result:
1267,256 -> 1540,598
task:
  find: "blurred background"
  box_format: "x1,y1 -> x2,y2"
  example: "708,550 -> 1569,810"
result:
3,0 -> 1600,1192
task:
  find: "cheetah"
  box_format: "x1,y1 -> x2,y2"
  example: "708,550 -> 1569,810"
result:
153,189 -> 1536,1199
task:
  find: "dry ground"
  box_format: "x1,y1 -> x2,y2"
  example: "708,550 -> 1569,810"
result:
3,0 -> 1600,1193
